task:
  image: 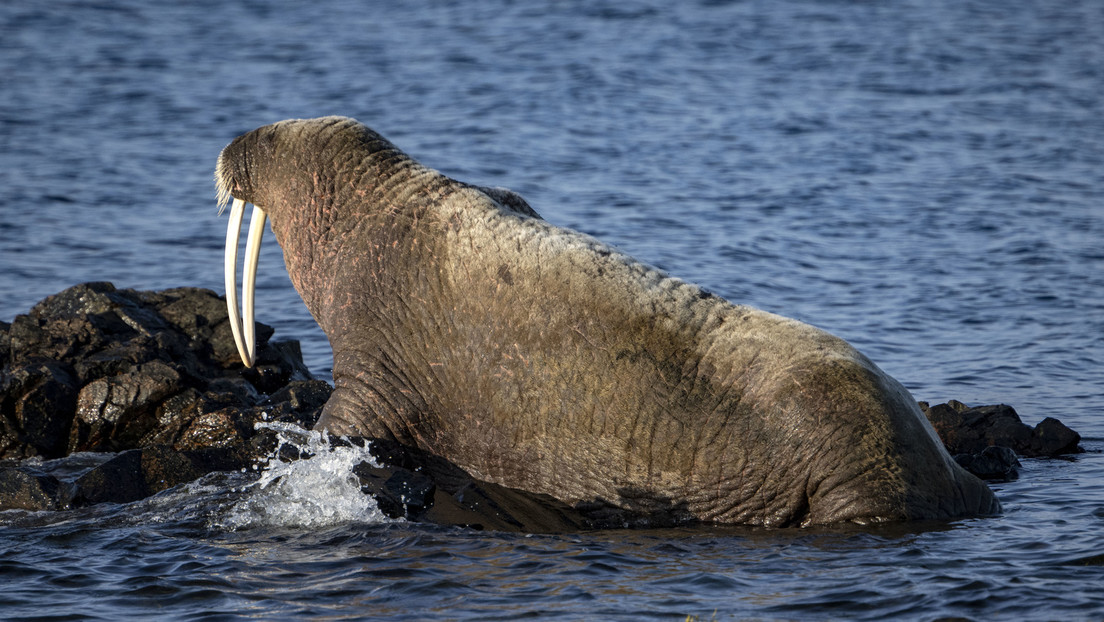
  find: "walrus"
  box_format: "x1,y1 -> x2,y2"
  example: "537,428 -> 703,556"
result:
215,116 -> 999,527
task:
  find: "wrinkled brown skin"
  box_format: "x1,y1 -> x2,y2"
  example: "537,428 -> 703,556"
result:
215,116 -> 999,527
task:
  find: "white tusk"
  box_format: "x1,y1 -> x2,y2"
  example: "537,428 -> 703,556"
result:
224,198 -> 250,366
224,198 -> 267,368
242,203 -> 267,367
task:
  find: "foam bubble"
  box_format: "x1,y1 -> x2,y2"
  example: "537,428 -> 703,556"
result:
218,421 -> 392,530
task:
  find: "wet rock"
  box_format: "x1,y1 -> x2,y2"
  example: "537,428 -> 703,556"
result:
358,465 -> 437,520
0,282 -> 339,512
139,388 -> 215,448
207,376 -> 263,406
67,449 -> 149,504
954,446 -> 1021,481
0,283 -> 325,460
1,361 -> 80,458
1,320 -> 10,362
174,408 -> 255,451
921,401 -> 1081,457
69,360 -> 183,453
6,285 -> 148,375
1033,417 -> 1081,456
243,340 -> 313,394
352,437 -> 601,533
267,379 -> 332,413
68,446 -> 249,506
0,466 -> 62,511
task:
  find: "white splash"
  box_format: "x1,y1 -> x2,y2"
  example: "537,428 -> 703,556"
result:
218,420 -> 392,530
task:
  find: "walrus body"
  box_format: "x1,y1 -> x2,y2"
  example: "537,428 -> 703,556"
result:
216,116 -> 998,527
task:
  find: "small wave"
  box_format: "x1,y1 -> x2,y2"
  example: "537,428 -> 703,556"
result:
215,421 -> 392,530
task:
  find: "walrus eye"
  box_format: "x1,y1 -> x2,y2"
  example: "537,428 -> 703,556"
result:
223,197 -> 267,368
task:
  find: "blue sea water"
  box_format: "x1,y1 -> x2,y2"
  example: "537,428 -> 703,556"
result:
2,0 -> 1103,619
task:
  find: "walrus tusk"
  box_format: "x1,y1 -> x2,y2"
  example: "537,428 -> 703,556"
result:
223,197 -> 266,367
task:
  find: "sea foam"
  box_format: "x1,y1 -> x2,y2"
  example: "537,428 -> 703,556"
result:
218,420 -> 391,530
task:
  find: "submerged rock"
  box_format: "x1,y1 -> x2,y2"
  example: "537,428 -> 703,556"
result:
953,446 -> 1021,481
0,465 -> 63,511
920,400 -> 1081,481
353,437 -> 598,532
68,445 -> 249,506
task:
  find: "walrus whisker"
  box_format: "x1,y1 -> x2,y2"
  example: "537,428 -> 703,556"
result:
223,197 -> 265,367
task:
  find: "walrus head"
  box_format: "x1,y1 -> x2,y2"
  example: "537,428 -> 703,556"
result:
215,116 -> 435,367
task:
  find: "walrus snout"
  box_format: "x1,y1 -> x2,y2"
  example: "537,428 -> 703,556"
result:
215,134 -> 257,209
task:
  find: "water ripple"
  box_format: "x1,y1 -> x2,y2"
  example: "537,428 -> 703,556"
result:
2,0 -> 1104,619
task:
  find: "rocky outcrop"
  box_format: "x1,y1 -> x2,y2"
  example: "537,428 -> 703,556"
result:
920,400 -> 1081,481
921,401 -> 1081,458
1,282 -> 322,459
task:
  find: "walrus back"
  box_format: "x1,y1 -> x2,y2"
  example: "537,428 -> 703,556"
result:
421,186 -> 981,525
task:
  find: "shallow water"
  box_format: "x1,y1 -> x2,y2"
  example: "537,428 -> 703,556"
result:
2,0 -> 1103,619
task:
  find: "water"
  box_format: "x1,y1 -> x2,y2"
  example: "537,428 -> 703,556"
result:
2,0 -> 1103,618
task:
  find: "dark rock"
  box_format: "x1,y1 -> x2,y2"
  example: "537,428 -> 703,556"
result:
922,402 -> 1081,457
69,449 -> 149,504
267,380 -> 333,413
1,320 -> 10,362
209,322 -> 250,368
0,360 -> 79,458
1,282 -> 326,461
157,287 -> 231,345
137,446 -> 246,494
954,446 -> 1020,481
1033,417 -> 1081,456
352,437 -> 600,532
68,445 -> 248,506
386,470 -> 436,515
0,466 -> 62,511
358,466 -> 437,520
9,283 -> 140,367
69,360 -> 183,453
29,281 -> 121,319
244,340 -> 313,394
0,282 -> 341,511
139,388 -> 211,448
174,407 -> 256,451
207,376 -> 262,406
